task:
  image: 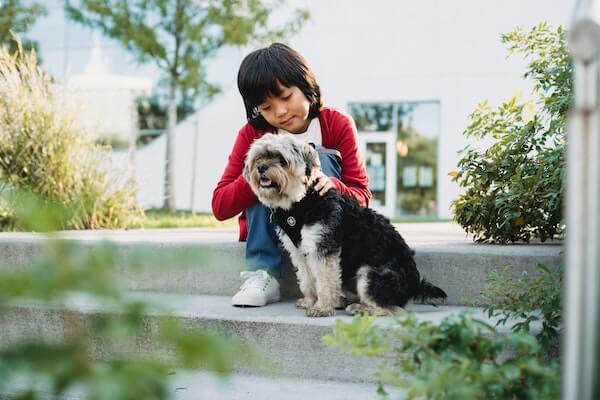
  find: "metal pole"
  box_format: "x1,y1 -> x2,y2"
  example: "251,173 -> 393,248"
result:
564,1 -> 600,398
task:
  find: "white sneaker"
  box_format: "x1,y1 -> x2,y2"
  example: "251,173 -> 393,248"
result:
232,270 -> 280,307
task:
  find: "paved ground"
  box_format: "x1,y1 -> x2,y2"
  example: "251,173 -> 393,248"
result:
0,222 -> 563,304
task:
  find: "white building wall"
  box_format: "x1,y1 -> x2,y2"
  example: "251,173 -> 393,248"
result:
131,0 -> 575,217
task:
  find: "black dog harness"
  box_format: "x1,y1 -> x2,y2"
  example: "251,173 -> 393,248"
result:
271,188 -> 320,247
270,142 -> 341,247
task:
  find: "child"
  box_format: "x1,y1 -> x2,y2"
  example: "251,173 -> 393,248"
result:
212,43 -> 371,307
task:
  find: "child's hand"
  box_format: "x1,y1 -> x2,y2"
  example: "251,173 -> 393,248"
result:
314,172 -> 334,196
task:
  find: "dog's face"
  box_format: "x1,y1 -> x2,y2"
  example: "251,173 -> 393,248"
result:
243,133 -> 321,210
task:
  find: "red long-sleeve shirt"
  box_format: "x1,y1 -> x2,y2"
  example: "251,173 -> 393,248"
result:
212,107 -> 371,241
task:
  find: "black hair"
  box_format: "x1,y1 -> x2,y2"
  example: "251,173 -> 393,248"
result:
237,43 -> 322,131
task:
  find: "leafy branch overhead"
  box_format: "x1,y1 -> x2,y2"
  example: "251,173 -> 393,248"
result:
0,0 -> 47,60
64,0 -> 309,100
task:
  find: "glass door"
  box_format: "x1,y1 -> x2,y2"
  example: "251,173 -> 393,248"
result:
350,101 -> 440,219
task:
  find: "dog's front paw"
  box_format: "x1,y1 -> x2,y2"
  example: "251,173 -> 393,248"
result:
306,305 -> 335,317
295,297 -> 315,309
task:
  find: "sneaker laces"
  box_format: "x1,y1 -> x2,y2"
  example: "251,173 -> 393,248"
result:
239,270 -> 272,291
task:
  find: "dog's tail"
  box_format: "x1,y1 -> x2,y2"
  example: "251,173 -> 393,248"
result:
416,278 -> 447,305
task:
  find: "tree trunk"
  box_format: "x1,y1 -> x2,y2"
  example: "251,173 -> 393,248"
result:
163,78 -> 178,212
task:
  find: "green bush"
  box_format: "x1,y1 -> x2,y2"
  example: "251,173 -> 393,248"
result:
478,264 -> 562,355
452,22 -> 570,243
0,40 -> 142,230
95,134 -> 131,150
399,192 -> 424,213
324,313 -> 560,399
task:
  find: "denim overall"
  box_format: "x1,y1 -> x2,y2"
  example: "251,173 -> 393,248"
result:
244,145 -> 342,278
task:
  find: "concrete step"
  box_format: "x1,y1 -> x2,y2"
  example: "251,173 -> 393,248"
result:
0,292 -> 539,384
0,224 -> 563,305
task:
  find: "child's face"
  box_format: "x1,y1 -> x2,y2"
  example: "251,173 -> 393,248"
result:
257,85 -> 311,134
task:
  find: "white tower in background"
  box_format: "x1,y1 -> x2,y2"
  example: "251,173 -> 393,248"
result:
66,34 -> 153,142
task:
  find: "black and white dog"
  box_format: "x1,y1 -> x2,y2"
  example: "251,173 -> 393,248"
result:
243,133 -> 446,317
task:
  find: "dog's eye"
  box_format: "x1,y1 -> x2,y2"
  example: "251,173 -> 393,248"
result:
279,156 -> 287,167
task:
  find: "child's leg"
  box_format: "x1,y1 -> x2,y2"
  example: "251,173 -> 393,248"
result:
243,144 -> 342,279
315,145 -> 342,179
245,202 -> 282,278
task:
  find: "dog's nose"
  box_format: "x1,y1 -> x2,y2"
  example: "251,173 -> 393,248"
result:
257,165 -> 268,174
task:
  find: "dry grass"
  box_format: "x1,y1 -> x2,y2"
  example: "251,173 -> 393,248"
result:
0,39 -> 142,230
141,209 -> 236,229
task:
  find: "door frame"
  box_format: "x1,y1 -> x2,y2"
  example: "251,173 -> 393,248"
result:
359,131 -> 397,218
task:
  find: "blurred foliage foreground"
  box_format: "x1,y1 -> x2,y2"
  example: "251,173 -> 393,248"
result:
324,262 -> 563,399
0,192 -> 258,400
324,312 -> 560,400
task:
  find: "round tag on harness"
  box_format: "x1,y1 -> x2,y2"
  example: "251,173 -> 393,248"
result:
287,216 -> 296,226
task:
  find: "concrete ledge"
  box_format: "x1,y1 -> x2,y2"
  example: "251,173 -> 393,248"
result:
0,292 -> 536,384
0,224 -> 563,305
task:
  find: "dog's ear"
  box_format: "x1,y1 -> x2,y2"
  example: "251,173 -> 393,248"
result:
243,148 -> 255,183
242,157 -> 251,183
243,134 -> 270,183
299,142 -> 321,178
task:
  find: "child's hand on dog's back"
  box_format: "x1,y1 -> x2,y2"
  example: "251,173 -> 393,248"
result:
314,172 -> 334,196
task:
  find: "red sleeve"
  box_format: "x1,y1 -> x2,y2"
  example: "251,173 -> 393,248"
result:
211,125 -> 259,220
322,110 -> 372,207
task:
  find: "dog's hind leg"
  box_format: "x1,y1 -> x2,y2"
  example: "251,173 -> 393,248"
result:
306,254 -> 342,317
345,266 -> 401,316
336,289 -> 359,310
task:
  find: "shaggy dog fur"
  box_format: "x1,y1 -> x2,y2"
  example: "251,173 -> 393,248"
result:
243,133 -> 447,317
